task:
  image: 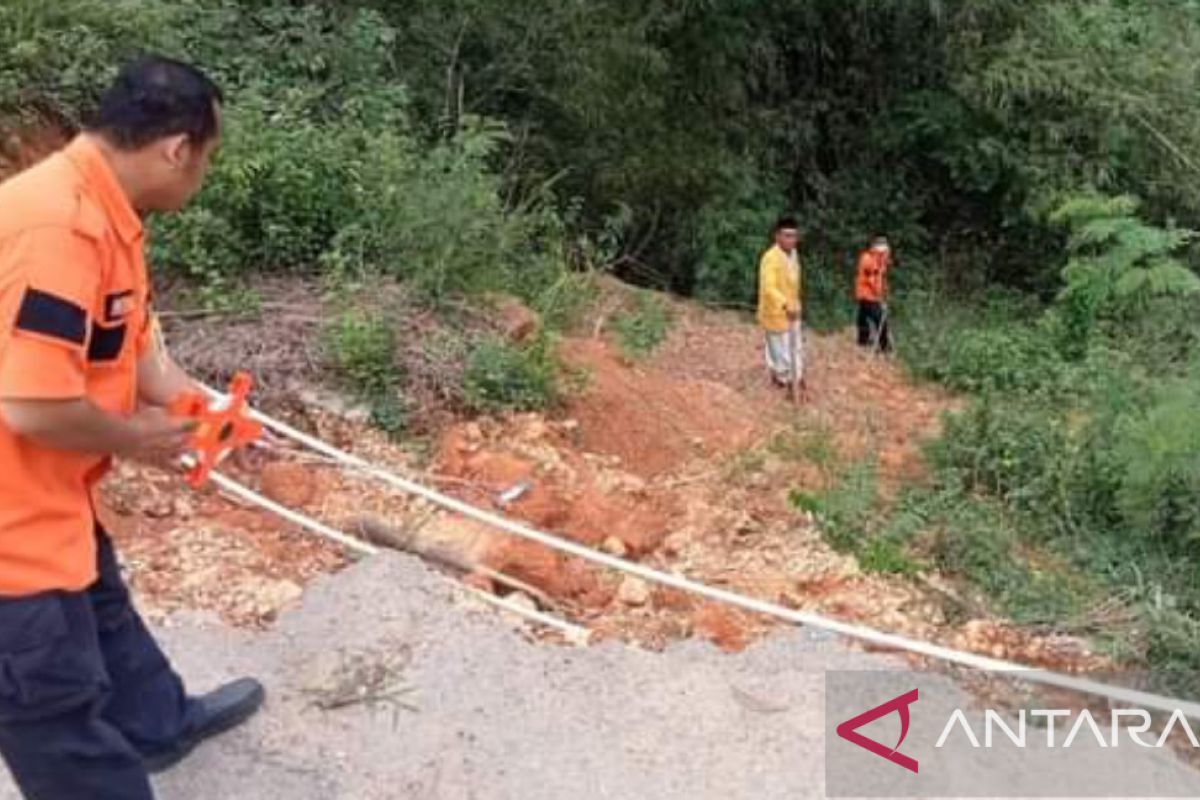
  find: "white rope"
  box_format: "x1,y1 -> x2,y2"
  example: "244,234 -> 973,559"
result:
206,470 -> 590,644
210,471 -> 378,557
204,386 -> 1200,718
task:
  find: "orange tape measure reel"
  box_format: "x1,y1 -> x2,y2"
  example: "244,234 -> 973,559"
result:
169,372 -> 263,487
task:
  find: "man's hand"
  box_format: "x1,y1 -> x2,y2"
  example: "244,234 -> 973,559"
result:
120,407 -> 195,473
0,397 -> 193,473
786,306 -> 801,322
138,348 -> 198,409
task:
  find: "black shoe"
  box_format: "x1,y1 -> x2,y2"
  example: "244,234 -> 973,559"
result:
144,677 -> 266,774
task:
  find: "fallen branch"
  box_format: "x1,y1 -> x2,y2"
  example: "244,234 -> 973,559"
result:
350,514 -> 564,613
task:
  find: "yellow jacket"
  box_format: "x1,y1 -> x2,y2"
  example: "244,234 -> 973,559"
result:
757,244 -> 801,332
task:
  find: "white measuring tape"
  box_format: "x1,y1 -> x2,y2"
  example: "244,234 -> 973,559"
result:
203,386 -> 1200,719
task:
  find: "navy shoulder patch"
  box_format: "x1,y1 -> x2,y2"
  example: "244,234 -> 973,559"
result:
14,289 -> 87,347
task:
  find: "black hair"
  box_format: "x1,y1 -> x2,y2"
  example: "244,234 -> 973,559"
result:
773,215 -> 800,234
88,56 -> 223,150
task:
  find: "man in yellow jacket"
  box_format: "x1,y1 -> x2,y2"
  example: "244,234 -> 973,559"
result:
757,216 -> 803,388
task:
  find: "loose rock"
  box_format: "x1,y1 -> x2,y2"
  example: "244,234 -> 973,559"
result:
617,576 -> 650,606
601,536 -> 628,557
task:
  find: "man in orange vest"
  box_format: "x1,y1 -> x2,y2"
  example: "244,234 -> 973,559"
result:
0,57 -> 262,799
757,216 -> 803,389
855,234 -> 892,352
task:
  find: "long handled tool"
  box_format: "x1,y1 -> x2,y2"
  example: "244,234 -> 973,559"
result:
788,320 -> 803,405
872,303 -> 894,355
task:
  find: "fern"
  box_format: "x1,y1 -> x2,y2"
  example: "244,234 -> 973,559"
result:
1052,193 -> 1199,352
1049,194 -> 1140,228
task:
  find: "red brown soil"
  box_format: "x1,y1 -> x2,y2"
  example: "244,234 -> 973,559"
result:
98,460 -> 346,628
693,603 -> 754,653
560,337 -> 760,478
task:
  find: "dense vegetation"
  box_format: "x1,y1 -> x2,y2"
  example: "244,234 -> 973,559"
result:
805,195 -> 1200,670
5,0 -> 1200,670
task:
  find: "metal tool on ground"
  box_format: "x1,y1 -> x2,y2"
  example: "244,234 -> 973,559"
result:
171,372 -> 263,487
495,479 -> 533,509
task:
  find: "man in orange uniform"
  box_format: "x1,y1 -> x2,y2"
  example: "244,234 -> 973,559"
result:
855,235 -> 892,352
0,57 -> 262,799
757,216 -> 803,388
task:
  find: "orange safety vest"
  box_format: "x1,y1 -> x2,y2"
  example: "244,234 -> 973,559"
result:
855,249 -> 890,303
0,136 -> 153,595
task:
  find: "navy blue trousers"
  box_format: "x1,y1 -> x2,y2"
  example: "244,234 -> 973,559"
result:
0,529 -> 190,799
856,301 -> 891,352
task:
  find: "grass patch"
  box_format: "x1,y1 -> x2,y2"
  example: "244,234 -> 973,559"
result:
790,457 -> 923,576
769,420 -> 840,480
324,310 -> 408,435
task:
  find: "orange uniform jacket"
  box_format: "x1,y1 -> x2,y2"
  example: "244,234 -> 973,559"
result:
0,137 -> 153,595
855,249 -> 891,303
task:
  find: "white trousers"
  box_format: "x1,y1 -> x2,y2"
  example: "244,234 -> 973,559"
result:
764,324 -> 803,382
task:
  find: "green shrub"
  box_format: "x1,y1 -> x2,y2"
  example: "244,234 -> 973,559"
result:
463,335 -> 559,414
692,168 -> 783,308
325,311 -> 408,434
532,271 -> 599,332
791,458 -> 923,576
1143,609 -> 1200,673
1113,382 -> 1200,547
326,312 -> 397,396
4,2 -> 570,310
323,122 -> 569,303
930,400 -> 1075,515
916,321 -> 1066,396
148,207 -> 243,298
859,537 -> 922,576
611,291 -> 672,359
791,459 -> 879,553
0,0 -> 175,122
883,198 -> 1200,667
913,492 -> 1097,624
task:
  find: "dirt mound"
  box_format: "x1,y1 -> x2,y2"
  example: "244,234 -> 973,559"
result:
416,311 -> 961,651
435,416 -> 674,555
428,415 -> 674,607
260,461 -> 329,508
560,338 -> 763,478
